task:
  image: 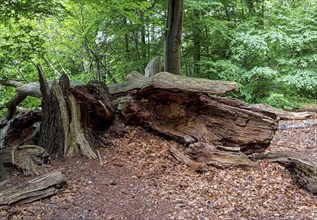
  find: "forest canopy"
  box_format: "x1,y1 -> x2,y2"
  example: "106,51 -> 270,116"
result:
1,0 -> 317,112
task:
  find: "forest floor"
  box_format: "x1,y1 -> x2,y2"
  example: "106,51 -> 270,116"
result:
2,116 -> 317,219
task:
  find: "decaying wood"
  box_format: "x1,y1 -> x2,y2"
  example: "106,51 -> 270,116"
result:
0,145 -> 49,175
251,104 -> 311,120
186,142 -> 257,168
278,121 -> 317,130
38,66 -> 69,156
2,71 -> 276,162
108,72 -> 239,96
253,151 -> 317,194
3,111 -> 42,149
0,170 -> 66,205
169,146 -> 205,171
170,143 -> 256,171
37,65 -> 114,158
145,56 -> 164,77
0,79 -> 83,119
117,89 -> 278,154
0,162 -> 7,179
125,71 -> 144,82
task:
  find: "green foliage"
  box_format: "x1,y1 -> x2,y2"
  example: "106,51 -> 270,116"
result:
261,93 -> 298,109
1,0 -> 317,116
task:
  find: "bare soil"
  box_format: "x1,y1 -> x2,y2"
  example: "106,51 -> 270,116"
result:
1,119 -> 317,220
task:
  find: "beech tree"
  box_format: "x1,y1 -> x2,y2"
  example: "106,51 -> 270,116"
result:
164,0 -> 184,75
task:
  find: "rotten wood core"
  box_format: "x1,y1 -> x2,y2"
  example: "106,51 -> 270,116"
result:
116,88 -> 278,154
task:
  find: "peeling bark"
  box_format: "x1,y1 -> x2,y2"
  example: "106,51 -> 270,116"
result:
0,145 -> 49,175
0,170 -> 66,205
251,104 -> 312,120
37,65 -> 114,158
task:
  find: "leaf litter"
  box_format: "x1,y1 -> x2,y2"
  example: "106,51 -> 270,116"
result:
1,119 -> 317,219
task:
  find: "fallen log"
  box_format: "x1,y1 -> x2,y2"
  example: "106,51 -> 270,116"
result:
109,71 -> 239,96
253,151 -> 317,194
0,145 -> 49,175
1,71 -> 277,156
116,90 -> 278,154
170,142 -> 256,171
278,121 -> 317,130
169,146 -> 205,171
186,142 -> 257,168
250,104 -> 312,120
0,170 -> 66,205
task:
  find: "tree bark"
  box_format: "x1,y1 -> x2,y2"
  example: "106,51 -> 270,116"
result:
250,104 -> 312,120
0,162 -> 8,179
0,170 -> 66,205
37,65 -> 114,158
164,0 -> 184,75
145,56 -> 164,77
115,74 -> 278,154
192,9 -> 201,74
0,145 -> 49,175
109,72 -> 238,96
245,0 -> 254,13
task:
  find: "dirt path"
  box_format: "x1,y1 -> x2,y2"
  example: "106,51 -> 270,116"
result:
1,120 -> 317,219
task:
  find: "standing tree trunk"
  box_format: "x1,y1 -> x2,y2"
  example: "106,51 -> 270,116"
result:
192,9 -> 201,74
164,0 -> 184,75
245,0 -> 254,13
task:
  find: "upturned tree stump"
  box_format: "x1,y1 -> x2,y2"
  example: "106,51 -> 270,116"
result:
37,65 -> 114,158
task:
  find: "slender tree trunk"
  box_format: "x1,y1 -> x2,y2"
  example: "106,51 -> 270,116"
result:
164,0 -> 184,75
245,0 -> 254,13
139,11 -> 147,69
222,0 -> 230,21
193,9 -> 201,74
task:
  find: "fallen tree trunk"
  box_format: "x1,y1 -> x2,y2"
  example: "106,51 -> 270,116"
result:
185,142 -> 257,168
109,71 -> 239,96
251,104 -> 312,120
253,151 -> 317,194
170,142 -> 256,171
0,170 -> 66,205
1,71 -> 277,157
115,84 -> 278,154
278,121 -> 317,130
